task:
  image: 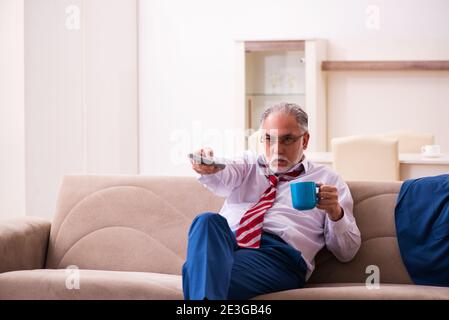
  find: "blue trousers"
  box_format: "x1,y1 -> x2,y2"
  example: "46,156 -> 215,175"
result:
182,212 -> 308,300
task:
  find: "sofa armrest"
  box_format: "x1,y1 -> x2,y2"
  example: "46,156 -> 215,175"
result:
0,217 -> 51,273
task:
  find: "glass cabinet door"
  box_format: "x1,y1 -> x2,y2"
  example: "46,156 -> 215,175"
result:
241,40 -> 327,153
245,48 -> 306,130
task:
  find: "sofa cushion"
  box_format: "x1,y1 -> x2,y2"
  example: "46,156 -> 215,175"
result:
0,269 -> 183,300
254,283 -> 449,300
308,181 -> 414,285
3,269 -> 446,300
45,175 -> 224,275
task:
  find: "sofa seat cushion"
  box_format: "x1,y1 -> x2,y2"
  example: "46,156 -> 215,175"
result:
0,269 -> 183,300
254,283 -> 449,300
3,270 -> 448,300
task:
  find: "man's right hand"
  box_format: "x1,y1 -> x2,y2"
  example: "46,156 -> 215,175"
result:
190,148 -> 224,175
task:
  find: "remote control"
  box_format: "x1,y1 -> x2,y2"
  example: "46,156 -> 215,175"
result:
188,153 -> 226,169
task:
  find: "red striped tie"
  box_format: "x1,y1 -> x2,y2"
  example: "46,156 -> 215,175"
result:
235,164 -> 304,249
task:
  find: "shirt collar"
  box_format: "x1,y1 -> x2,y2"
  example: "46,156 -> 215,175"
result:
300,154 -> 311,173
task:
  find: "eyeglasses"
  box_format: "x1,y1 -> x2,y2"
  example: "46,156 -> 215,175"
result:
260,133 -> 306,146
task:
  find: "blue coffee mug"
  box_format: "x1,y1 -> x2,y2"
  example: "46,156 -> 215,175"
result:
290,181 -> 319,210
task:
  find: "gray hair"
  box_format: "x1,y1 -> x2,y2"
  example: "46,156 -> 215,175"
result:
259,102 -> 308,132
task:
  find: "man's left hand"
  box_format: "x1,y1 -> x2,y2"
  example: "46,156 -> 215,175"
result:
317,183 -> 343,221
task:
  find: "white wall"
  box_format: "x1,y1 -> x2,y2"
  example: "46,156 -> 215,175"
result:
22,0 -> 138,219
139,0 -> 449,176
0,0 -> 25,219
327,71 -> 449,149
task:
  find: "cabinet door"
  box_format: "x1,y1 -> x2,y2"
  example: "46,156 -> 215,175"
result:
241,40 -> 327,153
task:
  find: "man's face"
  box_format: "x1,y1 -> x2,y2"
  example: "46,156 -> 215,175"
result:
261,112 -> 310,173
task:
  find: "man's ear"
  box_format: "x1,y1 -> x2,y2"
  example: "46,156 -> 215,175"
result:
302,132 -> 310,150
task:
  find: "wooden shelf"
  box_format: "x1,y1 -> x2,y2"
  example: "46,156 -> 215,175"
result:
245,40 -> 305,52
246,93 -> 306,97
321,60 -> 449,71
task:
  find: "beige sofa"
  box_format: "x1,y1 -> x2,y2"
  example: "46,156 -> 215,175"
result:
1,175 -> 449,300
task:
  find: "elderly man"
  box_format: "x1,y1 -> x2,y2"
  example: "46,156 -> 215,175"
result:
183,102 -> 361,300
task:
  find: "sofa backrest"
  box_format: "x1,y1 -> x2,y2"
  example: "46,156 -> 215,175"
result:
45,175 -> 224,275
46,175 -> 412,284
308,181 -> 412,285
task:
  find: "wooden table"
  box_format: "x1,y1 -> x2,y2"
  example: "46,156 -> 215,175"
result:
306,152 -> 449,181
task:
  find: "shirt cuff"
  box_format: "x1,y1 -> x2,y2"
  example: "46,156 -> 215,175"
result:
197,170 -> 224,185
326,209 -> 353,236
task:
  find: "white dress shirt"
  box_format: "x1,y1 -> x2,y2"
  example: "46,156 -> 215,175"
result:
197,151 -> 361,280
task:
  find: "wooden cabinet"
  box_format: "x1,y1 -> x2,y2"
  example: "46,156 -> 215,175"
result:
235,39 -> 327,152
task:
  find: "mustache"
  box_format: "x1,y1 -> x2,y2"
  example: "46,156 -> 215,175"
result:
269,155 -> 291,165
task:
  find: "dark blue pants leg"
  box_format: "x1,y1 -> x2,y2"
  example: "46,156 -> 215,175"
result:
182,212 -> 307,300
182,212 -> 237,300
227,234 -> 308,300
